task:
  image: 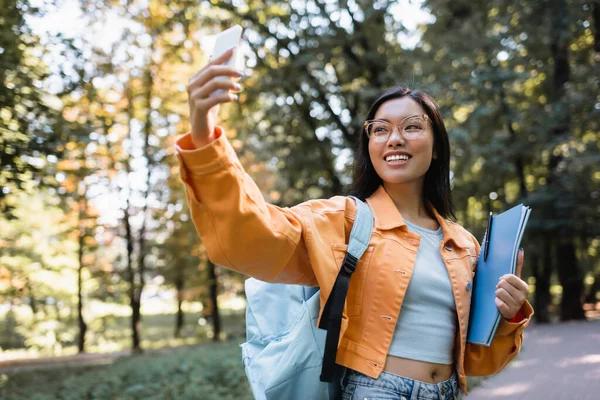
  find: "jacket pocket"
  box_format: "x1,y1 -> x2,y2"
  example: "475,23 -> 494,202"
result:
331,244 -> 374,317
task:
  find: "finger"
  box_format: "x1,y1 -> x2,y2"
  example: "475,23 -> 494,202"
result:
496,279 -> 523,304
515,248 -> 524,277
499,274 -> 530,295
189,66 -> 243,92
494,297 -> 513,319
495,286 -> 520,309
199,91 -> 239,110
189,48 -> 236,83
208,47 -> 236,66
190,78 -> 242,101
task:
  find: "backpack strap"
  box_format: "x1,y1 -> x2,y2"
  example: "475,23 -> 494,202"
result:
319,196 -> 374,382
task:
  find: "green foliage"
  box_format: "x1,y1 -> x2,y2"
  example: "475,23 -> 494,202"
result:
0,0 -> 83,216
1,340 -> 253,400
1,305 -> 246,357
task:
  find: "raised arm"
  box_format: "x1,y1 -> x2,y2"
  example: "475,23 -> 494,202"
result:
176,49 -> 315,285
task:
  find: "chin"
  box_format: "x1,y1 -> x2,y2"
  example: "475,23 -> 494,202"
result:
381,175 -> 420,185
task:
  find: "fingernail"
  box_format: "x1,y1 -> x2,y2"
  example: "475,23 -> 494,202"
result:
235,69 -> 246,77
234,83 -> 243,91
232,94 -> 239,100
519,247 -> 524,252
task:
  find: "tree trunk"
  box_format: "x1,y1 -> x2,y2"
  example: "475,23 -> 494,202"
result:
124,200 -> 141,352
534,237 -> 553,323
131,290 -> 142,352
77,265 -> 87,353
77,191 -> 87,353
26,279 -> 37,315
174,269 -> 185,338
128,49 -> 157,352
548,0 -> 585,321
207,260 -> 221,342
556,240 -> 586,320
499,89 -> 528,199
124,82 -> 142,353
584,0 -> 600,310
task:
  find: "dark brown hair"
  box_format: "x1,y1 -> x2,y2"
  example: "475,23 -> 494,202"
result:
351,85 -> 456,220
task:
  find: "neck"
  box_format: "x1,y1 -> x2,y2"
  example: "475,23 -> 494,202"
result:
382,180 -> 429,222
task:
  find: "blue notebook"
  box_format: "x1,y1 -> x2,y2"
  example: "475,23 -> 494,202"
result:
466,204 -> 531,346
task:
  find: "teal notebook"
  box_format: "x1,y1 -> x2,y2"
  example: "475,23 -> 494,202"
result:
466,204 -> 531,346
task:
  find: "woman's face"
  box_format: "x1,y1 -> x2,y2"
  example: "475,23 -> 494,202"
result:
368,97 -> 435,187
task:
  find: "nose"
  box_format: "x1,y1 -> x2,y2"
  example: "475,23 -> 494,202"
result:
387,126 -> 405,147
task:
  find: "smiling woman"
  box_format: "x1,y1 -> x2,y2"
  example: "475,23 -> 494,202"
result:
176,54 -> 534,400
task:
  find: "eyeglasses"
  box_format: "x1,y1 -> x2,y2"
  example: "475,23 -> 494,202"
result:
364,114 -> 431,143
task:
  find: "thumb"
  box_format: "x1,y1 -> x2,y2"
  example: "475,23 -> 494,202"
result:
515,248 -> 524,277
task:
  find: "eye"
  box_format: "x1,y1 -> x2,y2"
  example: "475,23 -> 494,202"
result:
370,123 -> 390,134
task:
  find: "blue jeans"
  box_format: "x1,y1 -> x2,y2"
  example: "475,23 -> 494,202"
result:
340,368 -> 462,400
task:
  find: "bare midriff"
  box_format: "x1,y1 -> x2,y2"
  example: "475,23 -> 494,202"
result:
383,355 -> 454,384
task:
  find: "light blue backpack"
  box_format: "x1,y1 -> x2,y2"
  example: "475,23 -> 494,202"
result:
240,196 -> 374,400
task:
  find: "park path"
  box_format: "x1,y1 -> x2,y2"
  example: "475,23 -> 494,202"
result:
0,350 -> 131,373
0,344 -> 200,373
466,319 -> 600,400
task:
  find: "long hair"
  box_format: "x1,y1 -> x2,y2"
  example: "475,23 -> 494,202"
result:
350,85 -> 456,220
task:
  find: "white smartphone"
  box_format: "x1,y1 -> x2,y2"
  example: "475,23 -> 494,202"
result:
209,25 -> 243,97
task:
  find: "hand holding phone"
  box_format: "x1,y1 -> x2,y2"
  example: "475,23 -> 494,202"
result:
186,26 -> 244,148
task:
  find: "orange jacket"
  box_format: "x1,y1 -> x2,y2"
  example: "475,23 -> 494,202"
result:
175,127 -> 534,395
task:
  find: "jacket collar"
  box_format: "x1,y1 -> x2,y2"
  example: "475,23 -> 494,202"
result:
365,186 -> 469,249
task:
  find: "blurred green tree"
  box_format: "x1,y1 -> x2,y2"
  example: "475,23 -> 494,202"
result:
0,0 -> 79,217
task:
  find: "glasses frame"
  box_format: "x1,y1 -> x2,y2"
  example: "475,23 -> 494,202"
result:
363,114 -> 431,142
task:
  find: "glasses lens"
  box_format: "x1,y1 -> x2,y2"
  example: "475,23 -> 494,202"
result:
368,121 -> 392,141
401,116 -> 426,139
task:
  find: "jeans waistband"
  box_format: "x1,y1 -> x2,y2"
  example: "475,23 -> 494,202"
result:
345,369 -> 460,400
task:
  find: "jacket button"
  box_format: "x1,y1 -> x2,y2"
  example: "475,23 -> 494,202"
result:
444,244 -> 453,251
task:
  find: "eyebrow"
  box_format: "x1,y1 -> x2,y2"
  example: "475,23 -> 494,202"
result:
375,114 -> 419,122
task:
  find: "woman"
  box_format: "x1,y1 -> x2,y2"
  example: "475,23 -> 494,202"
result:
177,48 -> 533,399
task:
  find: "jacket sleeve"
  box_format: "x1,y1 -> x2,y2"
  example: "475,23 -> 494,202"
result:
175,127 -> 316,285
464,300 -> 534,376
463,234 -> 535,376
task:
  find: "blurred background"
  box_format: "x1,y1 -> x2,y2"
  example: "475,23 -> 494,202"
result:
0,0 -> 598,399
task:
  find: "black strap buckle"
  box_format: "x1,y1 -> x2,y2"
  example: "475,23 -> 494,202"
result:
342,253 -> 358,274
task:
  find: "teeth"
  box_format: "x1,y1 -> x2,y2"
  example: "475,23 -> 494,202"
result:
386,155 -> 409,162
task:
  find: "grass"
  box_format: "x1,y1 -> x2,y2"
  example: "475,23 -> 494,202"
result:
1,340 -> 254,400
1,307 -> 247,359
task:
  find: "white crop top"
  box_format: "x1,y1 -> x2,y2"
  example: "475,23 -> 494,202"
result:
387,218 -> 457,364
